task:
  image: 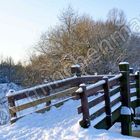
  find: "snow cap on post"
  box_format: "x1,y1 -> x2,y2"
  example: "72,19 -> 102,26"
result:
76,87 -> 83,93
103,76 -> 108,79
135,71 -> 139,75
135,106 -> 140,114
80,83 -> 86,87
80,83 -> 86,91
71,64 -> 80,68
76,83 -> 86,93
119,62 -> 129,72
71,64 -> 81,77
6,89 -> 15,97
119,62 -> 129,65
121,106 -> 131,115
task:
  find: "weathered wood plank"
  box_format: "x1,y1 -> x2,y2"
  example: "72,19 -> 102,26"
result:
130,83 -> 136,89
110,86 -> 120,97
90,106 -> 106,121
87,85 -> 103,97
130,74 -> 136,81
86,80 -> 105,97
8,75 -> 114,102
94,107 -> 121,129
8,77 -> 79,101
130,91 -> 137,97
78,94 -> 104,114
80,75 -> 115,83
110,97 -> 121,107
108,74 -> 122,87
10,87 -> 78,112
94,117 -> 108,129
111,107 -> 121,123
10,96 -> 75,123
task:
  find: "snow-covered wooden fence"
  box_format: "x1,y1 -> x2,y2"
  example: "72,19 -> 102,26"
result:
7,62 -> 140,136
77,62 -> 140,136
7,72 -> 111,122
77,74 -> 122,129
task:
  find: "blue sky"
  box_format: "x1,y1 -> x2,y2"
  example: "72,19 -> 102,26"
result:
0,0 -> 140,62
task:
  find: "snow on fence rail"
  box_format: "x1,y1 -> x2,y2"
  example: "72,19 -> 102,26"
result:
6,62 -> 140,136
7,72 -> 111,123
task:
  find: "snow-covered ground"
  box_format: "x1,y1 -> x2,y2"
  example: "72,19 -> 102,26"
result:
0,83 -> 140,139
0,83 -> 21,125
0,99 -> 139,140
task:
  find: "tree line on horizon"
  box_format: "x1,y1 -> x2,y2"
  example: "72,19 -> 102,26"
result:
0,7 -> 140,87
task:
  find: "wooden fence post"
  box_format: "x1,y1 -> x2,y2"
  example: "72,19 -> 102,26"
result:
134,71 -> 140,125
39,87 -> 51,110
71,64 -> 81,77
7,97 -> 17,119
135,71 -> 140,107
46,89 -> 51,106
103,76 -> 112,129
6,90 -> 17,119
119,62 -> 132,136
78,84 -> 90,128
129,68 -> 134,74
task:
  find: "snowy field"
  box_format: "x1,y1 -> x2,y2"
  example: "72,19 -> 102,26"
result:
0,83 -> 140,140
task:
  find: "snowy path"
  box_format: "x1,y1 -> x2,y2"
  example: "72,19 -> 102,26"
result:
0,100 -> 139,140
